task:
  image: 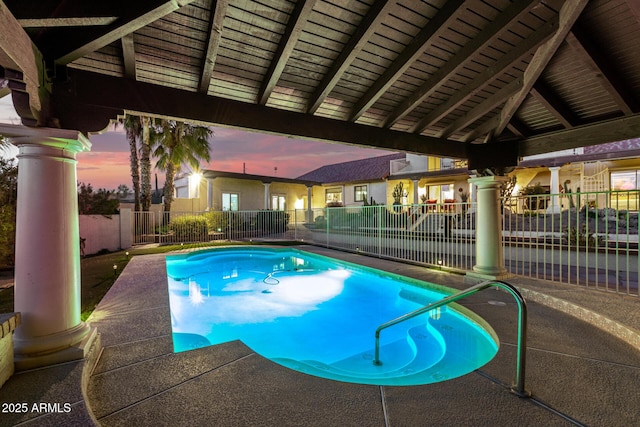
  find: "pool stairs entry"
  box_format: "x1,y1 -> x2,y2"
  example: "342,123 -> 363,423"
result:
273,320 -> 451,386
274,280 -> 529,392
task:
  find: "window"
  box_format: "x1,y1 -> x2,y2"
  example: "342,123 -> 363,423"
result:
271,195 -> 286,211
354,185 -> 367,202
427,184 -> 455,203
610,171 -> 639,211
222,193 -> 239,211
325,187 -> 342,204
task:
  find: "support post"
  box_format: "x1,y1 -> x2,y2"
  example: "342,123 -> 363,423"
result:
2,125 -> 99,370
547,166 -> 561,214
466,175 -> 511,282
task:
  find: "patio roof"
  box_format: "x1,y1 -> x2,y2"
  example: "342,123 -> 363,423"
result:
2,0 -> 640,171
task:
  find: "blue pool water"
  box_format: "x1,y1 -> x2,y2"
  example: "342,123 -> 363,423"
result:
166,247 -> 499,386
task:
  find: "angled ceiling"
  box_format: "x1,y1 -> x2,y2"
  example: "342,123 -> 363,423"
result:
1,0 -> 640,169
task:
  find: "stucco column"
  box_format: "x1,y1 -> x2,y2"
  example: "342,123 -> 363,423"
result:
412,179 -> 419,204
547,166 -> 561,214
5,125 -> 98,370
263,182 -> 271,209
467,175 -> 509,280
467,174 -> 477,214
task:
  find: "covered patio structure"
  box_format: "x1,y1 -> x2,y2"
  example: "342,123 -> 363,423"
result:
1,0 -> 639,378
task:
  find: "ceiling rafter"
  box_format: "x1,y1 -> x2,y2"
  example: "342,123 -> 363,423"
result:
530,80 -> 581,128
520,113 -> 640,156
18,17 -> 118,27
306,0 -> 394,114
410,16 -> 559,134
257,0 -> 317,106
565,29 -> 640,115
55,0 -> 196,65
198,0 -> 229,94
438,78 -> 523,139
348,0 -> 465,122
492,0 -> 590,138
383,0 -> 537,129
121,34 -> 136,80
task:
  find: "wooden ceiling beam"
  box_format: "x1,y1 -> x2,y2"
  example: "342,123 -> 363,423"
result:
384,0 -> 537,128
17,17 -> 118,27
530,80 -> 581,128
348,0 -> 465,122
520,113 -> 640,156
55,0 -> 196,65
493,0 -> 589,137
198,0 -> 228,94
121,34 -> 136,80
0,3 -> 47,125
411,17 -> 558,134
565,29 -> 639,114
257,0 -> 317,105
306,0 -> 393,114
55,68 -> 466,158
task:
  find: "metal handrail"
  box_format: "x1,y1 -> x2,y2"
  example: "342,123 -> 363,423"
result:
373,280 -> 529,397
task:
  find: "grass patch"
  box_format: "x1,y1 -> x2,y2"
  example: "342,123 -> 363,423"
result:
0,240 -> 302,319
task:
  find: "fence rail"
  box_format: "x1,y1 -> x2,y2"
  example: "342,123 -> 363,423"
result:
130,189 -> 638,297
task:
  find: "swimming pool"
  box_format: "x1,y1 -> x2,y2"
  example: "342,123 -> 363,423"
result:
166,247 -> 499,386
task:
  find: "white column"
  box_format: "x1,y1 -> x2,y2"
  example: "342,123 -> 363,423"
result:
263,182 -> 271,209
467,175 -> 509,280
547,166 -> 561,214
5,125 -> 98,370
412,179 -> 419,204
467,174 -> 477,213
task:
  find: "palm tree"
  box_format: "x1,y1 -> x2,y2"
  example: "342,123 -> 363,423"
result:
152,120 -> 212,213
122,115 -> 142,211
139,116 -> 152,211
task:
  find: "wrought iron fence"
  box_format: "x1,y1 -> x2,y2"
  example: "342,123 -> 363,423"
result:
129,189 -> 638,297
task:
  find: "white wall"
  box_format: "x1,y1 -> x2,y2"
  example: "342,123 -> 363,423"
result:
79,211 -> 131,255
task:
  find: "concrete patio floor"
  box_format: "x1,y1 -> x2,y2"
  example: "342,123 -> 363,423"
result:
1,245 -> 639,426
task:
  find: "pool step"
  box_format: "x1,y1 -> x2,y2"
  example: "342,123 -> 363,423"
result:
272,323 -> 447,385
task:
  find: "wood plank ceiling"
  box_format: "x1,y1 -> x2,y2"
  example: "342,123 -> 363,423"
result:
2,0 -> 640,171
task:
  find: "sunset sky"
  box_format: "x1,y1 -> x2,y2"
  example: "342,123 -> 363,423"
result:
0,96 -> 396,191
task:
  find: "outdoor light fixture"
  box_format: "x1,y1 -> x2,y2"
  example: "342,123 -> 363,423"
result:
356,247 -> 361,253
437,259 -> 443,265
113,264 -> 118,276
125,251 -> 129,259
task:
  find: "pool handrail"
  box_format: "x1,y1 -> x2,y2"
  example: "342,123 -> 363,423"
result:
373,280 -> 529,397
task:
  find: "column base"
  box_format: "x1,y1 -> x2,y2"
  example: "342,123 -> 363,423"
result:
14,326 -> 99,371
465,271 -> 515,285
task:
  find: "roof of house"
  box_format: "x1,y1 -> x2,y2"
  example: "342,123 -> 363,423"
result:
201,170 -> 319,187
296,153 -> 405,184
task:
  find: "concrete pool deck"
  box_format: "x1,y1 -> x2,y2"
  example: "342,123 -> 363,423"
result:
1,245 -> 639,426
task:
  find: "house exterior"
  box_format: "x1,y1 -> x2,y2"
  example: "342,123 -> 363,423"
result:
172,170 -> 319,213
173,138 -> 640,215
296,153 -> 405,207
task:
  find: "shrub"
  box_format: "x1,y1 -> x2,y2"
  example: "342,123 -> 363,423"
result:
169,215 -> 208,241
